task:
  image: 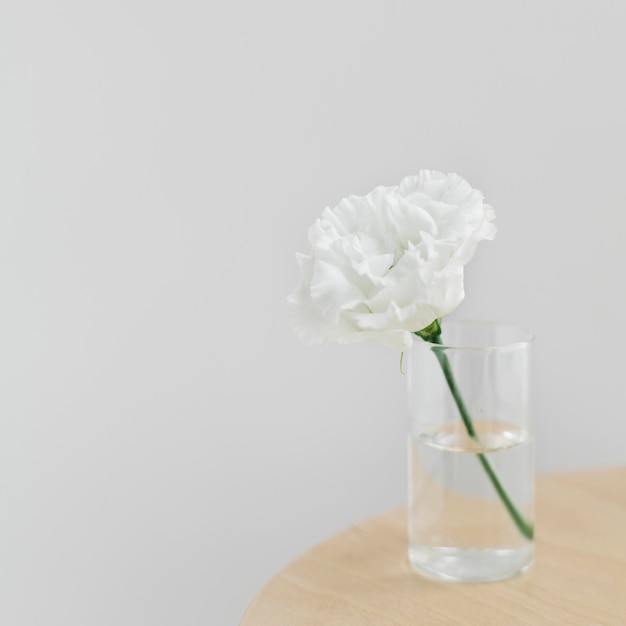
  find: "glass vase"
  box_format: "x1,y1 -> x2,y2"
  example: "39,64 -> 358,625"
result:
406,320 -> 534,582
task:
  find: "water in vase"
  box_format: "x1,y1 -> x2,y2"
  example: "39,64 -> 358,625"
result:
408,420 -> 534,582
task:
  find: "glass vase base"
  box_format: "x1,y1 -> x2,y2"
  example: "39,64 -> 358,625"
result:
408,544 -> 533,583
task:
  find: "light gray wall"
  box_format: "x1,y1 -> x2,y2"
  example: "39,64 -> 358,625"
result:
2,1 -> 625,624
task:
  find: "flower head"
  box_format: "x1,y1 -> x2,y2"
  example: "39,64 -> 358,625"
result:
288,170 -> 496,350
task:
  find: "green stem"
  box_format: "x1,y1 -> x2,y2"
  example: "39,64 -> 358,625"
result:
424,332 -> 534,541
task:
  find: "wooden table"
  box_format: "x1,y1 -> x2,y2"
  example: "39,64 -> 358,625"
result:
241,466 -> 626,625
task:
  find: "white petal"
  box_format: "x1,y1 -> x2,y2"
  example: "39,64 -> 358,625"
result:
288,170 -> 495,350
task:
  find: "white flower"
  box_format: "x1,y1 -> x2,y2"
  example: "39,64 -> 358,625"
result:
288,170 -> 496,351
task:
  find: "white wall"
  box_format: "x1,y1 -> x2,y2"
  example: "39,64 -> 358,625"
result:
2,1 -> 625,624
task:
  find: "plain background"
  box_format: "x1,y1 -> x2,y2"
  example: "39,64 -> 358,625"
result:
2,1 -> 625,624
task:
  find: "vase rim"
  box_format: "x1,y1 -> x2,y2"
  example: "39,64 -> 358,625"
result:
420,319 -> 534,350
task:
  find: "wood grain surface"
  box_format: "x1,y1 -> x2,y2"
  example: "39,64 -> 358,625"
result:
240,466 -> 626,625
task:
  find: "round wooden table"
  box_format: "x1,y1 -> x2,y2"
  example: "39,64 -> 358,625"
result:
241,466 -> 626,625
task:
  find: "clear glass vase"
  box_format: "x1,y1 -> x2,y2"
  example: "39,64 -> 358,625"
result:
406,320 -> 534,582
